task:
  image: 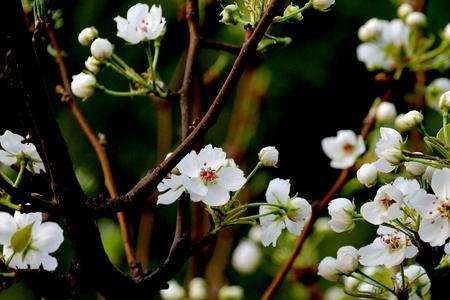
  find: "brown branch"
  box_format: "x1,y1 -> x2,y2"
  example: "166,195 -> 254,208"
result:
202,38 -> 242,55
262,88 -> 388,300
46,25 -> 140,277
92,0 -> 288,215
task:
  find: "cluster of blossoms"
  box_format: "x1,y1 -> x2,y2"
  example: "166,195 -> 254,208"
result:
318,87 -> 450,298
357,3 -> 450,77
157,145 -> 312,248
0,130 -> 64,272
71,3 -> 166,100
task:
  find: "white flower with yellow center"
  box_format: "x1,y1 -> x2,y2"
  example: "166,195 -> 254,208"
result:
0,212 -> 64,271
259,178 -> 311,246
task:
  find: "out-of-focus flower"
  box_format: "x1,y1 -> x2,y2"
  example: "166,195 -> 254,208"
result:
312,0 -> 335,12
318,256 -> 340,281
78,26 -> 98,46
406,12 -> 427,27
219,4 -> 241,26
395,110 -> 423,132
397,3 -> 413,19
231,239 -> 262,274
376,102 -> 397,124
189,277 -> 207,300
160,280 -> 185,300
218,285 -> 244,300
426,78 -> 450,111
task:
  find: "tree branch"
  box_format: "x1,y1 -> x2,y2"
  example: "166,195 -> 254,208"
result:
91,0 -> 288,215
202,38 -> 242,55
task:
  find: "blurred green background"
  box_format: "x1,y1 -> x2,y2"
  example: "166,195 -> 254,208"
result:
2,0 -> 450,299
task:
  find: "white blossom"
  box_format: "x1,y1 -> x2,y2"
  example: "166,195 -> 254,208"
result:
218,285 -> 244,300
358,18 -> 387,42
248,226 -> 262,243
318,256 -> 340,281
359,226 -> 418,267
258,146 -> 279,167
312,0 -> 335,12
336,246 -> 359,274
406,12 -> 427,27
439,91 -> 450,110
395,265 -> 430,300
426,78 -> 450,110
423,166 -> 436,182
327,198 -> 355,233
0,211 -> 64,271
78,26 -> 98,46
0,130 -> 45,173
159,145 -> 246,206
444,24 -> 450,42
410,168 -> 450,246
376,102 -> 397,124
71,72 -> 96,99
231,239 -> 262,274
314,217 -> 332,234
219,4 -> 241,26
321,130 -> 365,169
373,127 -> 403,173
260,178 -> 311,246
90,38 -> 114,61
189,277 -> 207,300
357,19 -> 410,71
160,280 -> 185,300
84,56 -> 101,74
114,4 -> 166,44
397,4 -> 413,19
357,163 -> 378,187
395,110 -> 424,132
405,155 -> 427,176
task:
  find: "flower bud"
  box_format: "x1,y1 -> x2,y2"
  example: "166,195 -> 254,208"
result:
395,110 -> 423,132
358,18 -> 385,42
357,163 -> 378,187
406,12 -> 427,27
328,198 -> 355,233
440,91 -> 450,110
248,226 -> 262,243
405,153 -> 427,176
314,217 -> 331,234
189,278 -> 207,300
312,0 -> 335,12
78,27 -> 98,46
444,24 -> 450,42
258,146 -> 279,167
381,147 -> 402,165
84,56 -> 101,74
397,3 -> 413,18
90,38 -> 114,61
71,72 -> 96,99
423,166 -> 436,182
336,246 -> 359,274
282,4 -> 303,22
219,4 -> 241,26
218,285 -> 244,300
231,239 -> 262,274
376,102 -> 397,124
160,280 -> 185,300
318,257 -> 340,281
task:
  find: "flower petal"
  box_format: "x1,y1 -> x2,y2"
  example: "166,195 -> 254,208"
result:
157,189 -> 184,205
197,145 -> 226,170
217,166 -> 246,192
32,222 -> 64,253
177,151 -> 200,177
265,178 -> 291,204
0,150 -> 17,166
201,184 -> 230,207
431,168 -> 450,200
0,212 -> 17,244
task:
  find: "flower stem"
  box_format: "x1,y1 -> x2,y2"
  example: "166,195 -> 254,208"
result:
443,110 -> 449,146
96,83 -> 147,97
229,162 -> 263,205
0,161 -> 25,211
355,269 -> 396,295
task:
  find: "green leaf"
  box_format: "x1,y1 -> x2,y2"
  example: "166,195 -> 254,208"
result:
10,223 -> 34,254
436,124 -> 450,143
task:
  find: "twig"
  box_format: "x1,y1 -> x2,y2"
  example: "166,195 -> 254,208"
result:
202,38 -> 242,55
46,24 -> 141,277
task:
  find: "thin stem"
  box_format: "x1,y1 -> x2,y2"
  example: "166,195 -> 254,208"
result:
443,110 -> 449,146
229,162 -> 263,204
356,270 -> 396,295
96,84 -> 147,97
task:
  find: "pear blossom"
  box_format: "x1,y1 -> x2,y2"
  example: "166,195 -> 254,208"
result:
410,168 -> 450,246
440,91 -> 450,110
318,256 -> 340,281
189,277 -> 207,300
359,226 -> 418,267
78,26 -> 98,46
90,38 -> 113,61
444,24 -> 450,42
258,146 -> 279,167
0,211 -> 64,271
395,110 -> 424,132
360,183 -> 403,225
398,4 -> 413,19
160,280 -> 186,300
357,163 -> 378,187
114,4 -> 166,44
336,246 -> 359,274
84,56 -> 101,74
71,72 -> 96,99
248,226 -> 262,243
373,127 -> 403,173
406,12 -> 427,27
218,285 -> 244,300
327,198 -> 356,233
161,145 -> 246,206
231,239 -> 262,274
376,102 -> 397,124
0,130 -> 45,173
423,166 -> 436,182
219,4 -> 241,26
321,130 -> 365,169
259,178 -> 311,246
395,265 -> 430,300
405,157 -> 427,176
357,19 -> 410,71
312,0 -> 335,12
